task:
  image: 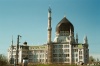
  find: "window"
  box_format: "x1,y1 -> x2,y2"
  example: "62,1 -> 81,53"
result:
59,58 -> 63,62
64,49 -> 69,53
39,59 -> 41,62
53,54 -> 57,57
65,58 -> 70,62
53,58 -> 56,62
76,58 -> 78,62
79,56 -> 82,59
74,49 -> 78,52
64,45 -> 69,48
40,50 -> 44,53
40,55 -> 41,58
86,55 -> 88,58
53,45 -> 57,48
53,49 -> 55,53
79,51 -> 82,55
59,45 -> 63,48
76,54 -> 78,57
64,54 -> 69,57
59,54 -> 61,57
46,59 -> 47,62
59,49 -> 63,53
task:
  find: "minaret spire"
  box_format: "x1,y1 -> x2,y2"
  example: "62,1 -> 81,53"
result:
47,7 -> 52,43
84,35 -> 88,44
70,27 -> 72,36
10,35 -> 14,64
11,36 -> 13,58
76,33 -> 78,43
47,7 -> 52,64
12,36 -> 13,46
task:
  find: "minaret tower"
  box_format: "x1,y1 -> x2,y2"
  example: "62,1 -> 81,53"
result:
11,36 -> 13,58
70,27 -> 72,36
84,35 -> 88,44
76,33 -> 78,44
10,36 -> 14,64
69,27 -> 72,43
47,7 -> 52,43
47,7 -> 52,64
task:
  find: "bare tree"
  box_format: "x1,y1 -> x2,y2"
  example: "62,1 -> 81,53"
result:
0,54 -> 8,66
89,56 -> 96,63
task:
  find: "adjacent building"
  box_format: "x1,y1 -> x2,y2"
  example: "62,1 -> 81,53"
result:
8,7 -> 89,64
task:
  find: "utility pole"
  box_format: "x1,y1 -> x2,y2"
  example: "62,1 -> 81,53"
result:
16,35 -> 21,65
10,36 -> 14,64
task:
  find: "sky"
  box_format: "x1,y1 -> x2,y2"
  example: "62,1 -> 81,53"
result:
0,0 -> 100,59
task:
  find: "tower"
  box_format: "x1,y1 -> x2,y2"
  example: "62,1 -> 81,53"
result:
47,7 -> 52,64
10,36 -> 14,64
11,36 -> 13,59
47,7 -> 52,43
76,33 -> 78,43
16,35 -> 21,65
70,27 -> 72,36
69,27 -> 72,43
84,35 -> 88,44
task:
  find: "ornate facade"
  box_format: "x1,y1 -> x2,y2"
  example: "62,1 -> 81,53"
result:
8,8 -> 89,64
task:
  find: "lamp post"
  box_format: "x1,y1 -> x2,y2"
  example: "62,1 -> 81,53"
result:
16,35 -> 21,65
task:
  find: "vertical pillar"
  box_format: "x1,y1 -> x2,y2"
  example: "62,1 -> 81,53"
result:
16,35 -> 21,65
76,33 -> 78,44
47,7 -> 52,43
47,7 -> 52,64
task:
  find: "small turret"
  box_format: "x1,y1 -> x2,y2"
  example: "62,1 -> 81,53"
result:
70,27 -> 72,36
11,36 -> 13,58
10,36 -> 14,64
76,33 -> 78,44
83,35 -> 88,44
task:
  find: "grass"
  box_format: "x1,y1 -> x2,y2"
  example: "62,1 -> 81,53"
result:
27,64 -> 77,66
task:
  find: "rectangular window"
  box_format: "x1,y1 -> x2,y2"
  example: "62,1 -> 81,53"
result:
46,59 -> 47,62
59,58 -> 63,62
64,49 -> 69,53
53,54 -> 57,57
76,54 -> 78,57
74,49 -> 78,52
79,56 -> 82,59
59,54 -> 61,57
64,45 -> 69,48
79,51 -> 82,55
53,45 -> 57,48
76,58 -> 78,62
60,45 -> 63,48
65,58 -> 70,62
59,49 -> 63,53
64,54 -> 69,57
53,49 -> 56,53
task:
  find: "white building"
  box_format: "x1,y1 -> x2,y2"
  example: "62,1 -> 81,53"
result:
8,42 -> 29,64
8,8 -> 89,64
51,17 -> 89,64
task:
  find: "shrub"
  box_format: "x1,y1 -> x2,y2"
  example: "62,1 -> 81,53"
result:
0,54 -> 8,66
